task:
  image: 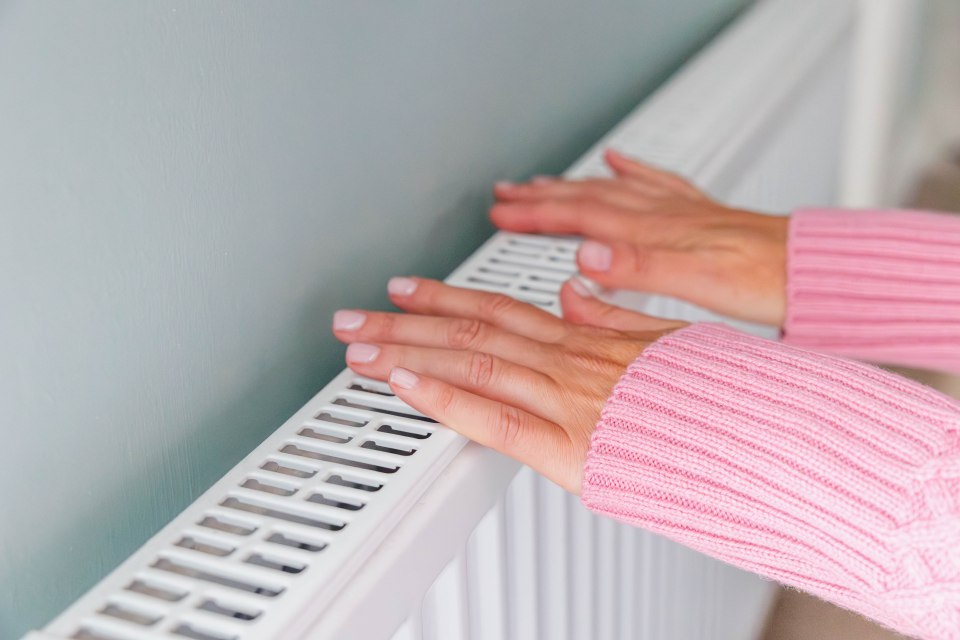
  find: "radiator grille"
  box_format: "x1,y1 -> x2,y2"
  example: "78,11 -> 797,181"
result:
40,231 -> 581,640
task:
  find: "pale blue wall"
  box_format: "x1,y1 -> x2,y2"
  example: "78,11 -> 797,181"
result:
0,1 -> 749,635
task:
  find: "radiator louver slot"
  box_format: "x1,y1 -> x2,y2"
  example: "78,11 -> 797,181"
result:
347,379 -> 395,396
259,458 -> 316,479
306,491 -> 365,511
325,473 -> 382,492
99,603 -> 161,626
175,535 -> 235,557
125,578 -> 187,602
151,557 -> 285,597
314,410 -> 367,429
377,423 -> 431,439
198,598 -> 262,622
244,553 -> 306,574
360,438 -> 416,457
197,514 -> 257,536
72,630 -> 126,640
466,276 -> 511,288
266,532 -> 327,553
278,444 -> 399,474
171,623 -> 237,640
240,477 -> 298,496
331,397 -> 436,422
219,496 -> 347,531
297,425 -> 353,444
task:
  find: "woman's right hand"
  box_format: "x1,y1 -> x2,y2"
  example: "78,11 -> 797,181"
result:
491,149 -> 790,327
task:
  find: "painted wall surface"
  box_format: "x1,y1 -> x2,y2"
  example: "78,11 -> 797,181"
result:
0,1 -> 749,635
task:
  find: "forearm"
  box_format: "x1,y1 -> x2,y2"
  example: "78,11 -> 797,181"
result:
581,324 -> 960,639
783,208 -> 960,374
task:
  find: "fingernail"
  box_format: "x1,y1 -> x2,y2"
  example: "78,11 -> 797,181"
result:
531,175 -> 554,185
389,367 -> 419,390
494,181 -> 514,190
578,241 -> 613,272
346,343 -> 380,364
567,275 -> 596,298
388,277 -> 418,296
334,310 -> 366,331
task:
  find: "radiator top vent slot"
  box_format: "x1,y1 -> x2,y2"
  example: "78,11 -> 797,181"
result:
125,578 -> 187,602
266,531 -> 327,553
175,535 -> 236,557
244,552 -> 306,574
197,514 -> 257,536
99,602 -> 161,626
171,622 -> 237,640
151,557 -> 284,597
198,598 -> 262,622
219,496 -> 347,531
332,397 -> 437,422
325,472 -> 382,492
259,458 -> 316,479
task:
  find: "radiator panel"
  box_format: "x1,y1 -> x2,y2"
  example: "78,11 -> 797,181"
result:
32,1 -> 856,639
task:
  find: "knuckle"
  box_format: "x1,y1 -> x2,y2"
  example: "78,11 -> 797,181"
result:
570,350 -> 615,375
434,384 -> 457,415
628,246 -> 651,278
447,318 -> 485,350
477,293 -> 516,322
492,404 -> 526,451
466,351 -> 496,388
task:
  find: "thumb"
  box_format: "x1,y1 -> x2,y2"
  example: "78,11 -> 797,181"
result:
560,276 -> 673,332
577,239 -> 689,297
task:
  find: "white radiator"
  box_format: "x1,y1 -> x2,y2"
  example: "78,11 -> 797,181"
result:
29,1 -> 866,639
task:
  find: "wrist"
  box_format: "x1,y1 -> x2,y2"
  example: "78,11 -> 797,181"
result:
727,208 -> 788,326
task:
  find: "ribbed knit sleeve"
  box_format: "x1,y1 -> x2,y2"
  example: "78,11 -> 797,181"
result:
783,208 -> 960,374
581,323 -> 960,640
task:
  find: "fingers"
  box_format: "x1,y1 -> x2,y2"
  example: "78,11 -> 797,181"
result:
387,368 -> 578,492
490,200 -> 669,244
604,149 -> 707,200
344,343 -> 562,422
387,277 -> 567,342
333,309 -> 549,366
494,178 -> 665,207
560,277 -> 681,332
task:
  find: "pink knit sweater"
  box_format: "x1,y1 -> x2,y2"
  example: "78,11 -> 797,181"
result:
581,209 -> 960,639
784,209 -> 960,374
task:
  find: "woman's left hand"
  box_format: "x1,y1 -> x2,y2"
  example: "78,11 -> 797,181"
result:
332,277 -> 686,494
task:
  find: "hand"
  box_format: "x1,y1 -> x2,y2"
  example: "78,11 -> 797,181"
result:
491,149 -> 789,326
332,277 -> 686,494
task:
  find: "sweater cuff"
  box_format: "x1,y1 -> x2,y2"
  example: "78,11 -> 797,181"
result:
581,323 -> 960,639
783,208 -> 960,374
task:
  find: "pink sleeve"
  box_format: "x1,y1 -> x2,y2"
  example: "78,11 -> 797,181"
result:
783,208 -> 960,374
580,323 -> 960,639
